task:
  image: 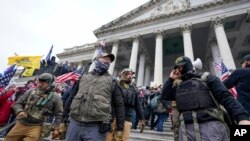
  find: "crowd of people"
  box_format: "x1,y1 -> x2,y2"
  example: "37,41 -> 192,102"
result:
0,53 -> 250,141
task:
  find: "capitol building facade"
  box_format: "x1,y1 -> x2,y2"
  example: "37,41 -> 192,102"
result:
56,0 -> 250,87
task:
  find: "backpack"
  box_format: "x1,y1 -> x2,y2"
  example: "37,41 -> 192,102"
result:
150,95 -> 162,110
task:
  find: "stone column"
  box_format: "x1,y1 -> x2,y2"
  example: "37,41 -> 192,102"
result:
210,41 -> 222,77
129,36 -> 140,73
108,41 -> 119,75
208,58 -> 217,76
212,17 -> 236,69
88,45 -> 99,72
154,31 -> 163,84
181,24 -> 194,62
144,64 -> 151,86
210,41 -> 222,64
137,52 -> 145,86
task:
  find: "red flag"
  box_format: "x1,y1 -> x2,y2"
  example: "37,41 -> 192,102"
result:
56,72 -> 80,84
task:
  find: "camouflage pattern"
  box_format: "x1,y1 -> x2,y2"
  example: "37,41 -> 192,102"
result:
13,89 -> 63,127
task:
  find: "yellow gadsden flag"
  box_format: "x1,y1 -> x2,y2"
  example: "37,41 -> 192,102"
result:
21,67 -> 36,77
8,56 -> 42,69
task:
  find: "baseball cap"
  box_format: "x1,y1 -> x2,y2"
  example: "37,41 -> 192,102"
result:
97,52 -> 115,62
174,56 -> 192,68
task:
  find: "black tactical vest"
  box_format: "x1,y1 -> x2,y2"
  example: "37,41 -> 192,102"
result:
121,85 -> 137,107
175,78 -> 217,112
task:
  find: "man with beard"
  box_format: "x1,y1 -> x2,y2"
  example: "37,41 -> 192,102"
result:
161,56 -> 250,141
105,68 -> 145,141
4,73 -> 63,141
64,52 -> 125,141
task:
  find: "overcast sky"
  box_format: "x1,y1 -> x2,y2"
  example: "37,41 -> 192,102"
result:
0,0 -> 150,73
0,0 -> 211,74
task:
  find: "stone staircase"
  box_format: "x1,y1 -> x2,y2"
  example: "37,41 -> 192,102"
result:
0,120 -> 175,141
129,119 -> 174,141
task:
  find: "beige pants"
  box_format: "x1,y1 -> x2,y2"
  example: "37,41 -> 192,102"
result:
105,120 -> 132,141
4,121 -> 42,141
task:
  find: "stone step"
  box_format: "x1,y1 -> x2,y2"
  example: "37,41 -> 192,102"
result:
129,134 -> 174,141
130,120 -> 174,141
130,128 -> 174,140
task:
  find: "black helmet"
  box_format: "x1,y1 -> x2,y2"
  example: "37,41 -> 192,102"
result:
38,73 -> 54,85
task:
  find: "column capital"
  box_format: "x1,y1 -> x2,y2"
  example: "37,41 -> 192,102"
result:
154,30 -> 164,38
211,17 -> 224,28
131,35 -> 140,42
180,23 -> 192,34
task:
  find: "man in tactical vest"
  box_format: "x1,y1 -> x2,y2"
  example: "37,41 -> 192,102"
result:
105,68 -> 145,141
161,56 -> 250,141
4,73 -> 63,141
65,52 -> 125,141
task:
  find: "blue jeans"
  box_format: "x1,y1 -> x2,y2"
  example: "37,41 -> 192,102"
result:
66,117 -> 106,141
156,113 -> 167,132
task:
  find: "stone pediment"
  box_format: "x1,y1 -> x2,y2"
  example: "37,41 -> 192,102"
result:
94,0 -> 190,35
94,0 -> 190,36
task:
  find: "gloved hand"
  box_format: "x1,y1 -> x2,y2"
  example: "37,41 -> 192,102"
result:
139,120 -> 145,133
114,131 -> 123,141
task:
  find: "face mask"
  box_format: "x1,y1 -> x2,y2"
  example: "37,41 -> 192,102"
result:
94,60 -> 110,74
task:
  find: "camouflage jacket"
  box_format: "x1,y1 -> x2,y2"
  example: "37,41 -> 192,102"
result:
13,88 -> 63,127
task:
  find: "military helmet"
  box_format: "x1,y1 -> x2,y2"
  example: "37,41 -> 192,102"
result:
38,73 -> 55,85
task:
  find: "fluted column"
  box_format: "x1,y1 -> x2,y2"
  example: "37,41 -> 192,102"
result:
181,24 -> 194,62
212,17 -> 236,69
144,64 -> 151,86
129,37 -> 140,73
154,31 -> 163,84
137,52 -> 145,86
108,41 -> 119,75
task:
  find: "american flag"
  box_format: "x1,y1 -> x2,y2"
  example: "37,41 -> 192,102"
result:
0,65 -> 17,88
219,62 -> 237,98
56,71 -> 81,84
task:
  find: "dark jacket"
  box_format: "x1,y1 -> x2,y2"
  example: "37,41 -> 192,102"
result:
161,72 -> 249,123
63,72 -> 125,131
223,67 -> 250,115
119,84 -> 144,122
